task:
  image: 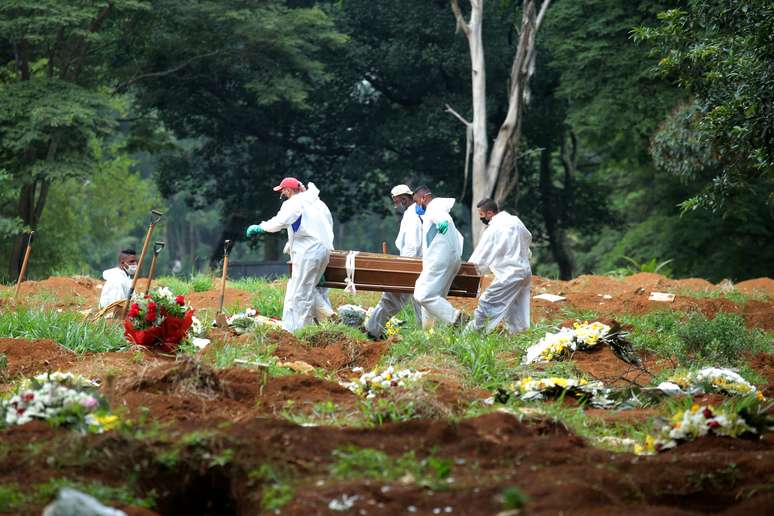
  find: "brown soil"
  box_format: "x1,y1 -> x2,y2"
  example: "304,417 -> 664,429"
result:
3,412 -> 773,515
185,288 -> 254,312
736,278 -> 774,297
572,345 -> 672,387
0,338 -> 79,379
267,330 -> 390,374
747,352 -> 774,398
6,276 -> 101,308
454,273 -> 774,331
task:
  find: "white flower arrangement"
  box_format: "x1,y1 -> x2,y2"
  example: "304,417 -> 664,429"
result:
516,376 -> 614,408
523,321 -> 611,364
2,372 -> 117,432
635,403 -> 755,455
338,304 -> 368,327
657,367 -> 760,398
340,366 -> 424,399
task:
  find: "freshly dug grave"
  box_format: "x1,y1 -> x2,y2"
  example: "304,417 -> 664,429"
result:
111,358 -> 360,421
1,412 -> 773,515
266,330 -> 390,374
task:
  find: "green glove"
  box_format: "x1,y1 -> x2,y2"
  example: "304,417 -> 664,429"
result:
436,221 -> 449,235
246,224 -> 264,237
318,274 -> 326,287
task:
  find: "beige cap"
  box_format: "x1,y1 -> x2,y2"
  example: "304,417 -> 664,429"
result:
390,184 -> 413,197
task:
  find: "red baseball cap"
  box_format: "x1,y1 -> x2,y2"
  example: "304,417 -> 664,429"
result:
272,177 -> 302,192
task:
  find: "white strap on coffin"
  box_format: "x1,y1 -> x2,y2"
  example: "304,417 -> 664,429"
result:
344,251 -> 360,294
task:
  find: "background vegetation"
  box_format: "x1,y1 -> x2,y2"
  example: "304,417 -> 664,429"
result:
1,0 -> 771,282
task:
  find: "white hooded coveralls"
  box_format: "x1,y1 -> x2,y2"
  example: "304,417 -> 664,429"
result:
467,211 -> 532,333
413,198 -> 463,327
259,183 -> 333,332
366,203 -> 423,336
99,267 -> 131,308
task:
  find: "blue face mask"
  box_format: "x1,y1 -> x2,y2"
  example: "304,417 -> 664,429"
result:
415,204 -> 426,216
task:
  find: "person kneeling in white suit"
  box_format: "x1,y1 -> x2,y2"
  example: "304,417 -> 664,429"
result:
466,198 -> 532,334
412,186 -> 465,329
246,177 -> 334,332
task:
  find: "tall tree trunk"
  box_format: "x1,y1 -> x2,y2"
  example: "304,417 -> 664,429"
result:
539,148 -> 575,279
450,0 -> 551,245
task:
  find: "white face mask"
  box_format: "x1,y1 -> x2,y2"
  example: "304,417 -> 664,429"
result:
126,264 -> 138,277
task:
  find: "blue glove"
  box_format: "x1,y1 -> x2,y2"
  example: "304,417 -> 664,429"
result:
436,221 -> 449,235
246,224 -> 264,237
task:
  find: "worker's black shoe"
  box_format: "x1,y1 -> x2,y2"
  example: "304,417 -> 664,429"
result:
366,331 -> 384,342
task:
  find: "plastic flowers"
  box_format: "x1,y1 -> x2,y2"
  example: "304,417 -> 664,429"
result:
128,287 -> 190,331
341,366 -> 424,399
657,367 -> 759,397
635,404 -> 755,455
124,287 -> 194,352
2,372 -> 117,433
523,321 -> 611,364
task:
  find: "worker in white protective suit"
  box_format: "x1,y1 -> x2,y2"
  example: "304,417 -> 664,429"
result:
99,249 -> 137,308
365,184 -> 423,339
412,186 -> 465,329
312,193 -> 335,321
246,177 -> 334,332
466,198 -> 532,334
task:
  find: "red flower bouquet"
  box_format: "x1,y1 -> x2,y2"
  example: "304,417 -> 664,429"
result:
124,287 -> 194,353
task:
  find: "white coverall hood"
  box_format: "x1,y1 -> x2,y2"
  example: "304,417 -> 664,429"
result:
99,267 -> 131,309
467,210 -> 532,334
413,197 -> 463,327
394,202 -> 423,257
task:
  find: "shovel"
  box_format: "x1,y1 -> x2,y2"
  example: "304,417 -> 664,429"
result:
143,241 -> 166,296
215,239 -> 233,327
122,209 -> 164,318
13,231 -> 34,301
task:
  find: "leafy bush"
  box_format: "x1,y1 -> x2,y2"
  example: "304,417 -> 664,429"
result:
677,312 -> 770,365
621,311 -> 771,367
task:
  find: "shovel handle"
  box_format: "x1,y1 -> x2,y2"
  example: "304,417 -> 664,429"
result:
14,231 -> 34,300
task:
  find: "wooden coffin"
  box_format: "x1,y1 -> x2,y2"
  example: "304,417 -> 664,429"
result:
301,251 -> 481,298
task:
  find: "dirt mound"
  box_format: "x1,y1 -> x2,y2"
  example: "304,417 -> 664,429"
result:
747,352 -> 774,398
571,345 -> 671,387
185,288 -> 253,311
118,357 -> 223,398
256,374 -> 359,413
267,331 -> 389,373
0,338 -> 79,380
736,278 -> 774,297
11,276 -> 101,308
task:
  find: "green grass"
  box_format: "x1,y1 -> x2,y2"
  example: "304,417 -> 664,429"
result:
204,330 -> 293,377
0,308 -> 127,353
0,478 -> 155,512
329,445 -> 453,490
249,464 -> 294,511
676,287 -> 768,304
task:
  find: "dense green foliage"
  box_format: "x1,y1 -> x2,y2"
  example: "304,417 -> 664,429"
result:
1,0 -> 771,281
